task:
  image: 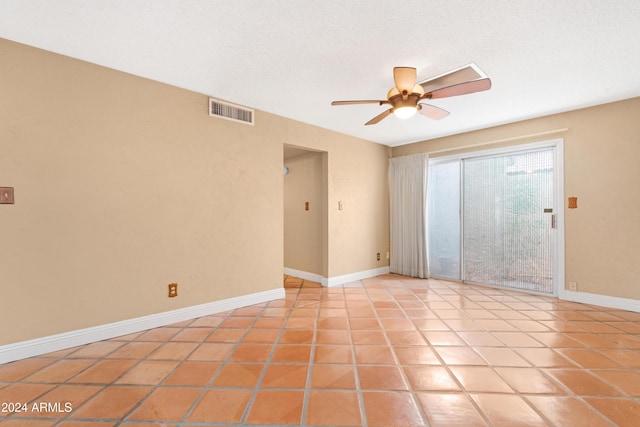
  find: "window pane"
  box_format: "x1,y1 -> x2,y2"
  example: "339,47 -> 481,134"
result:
427,162 -> 461,279
463,149 -> 554,293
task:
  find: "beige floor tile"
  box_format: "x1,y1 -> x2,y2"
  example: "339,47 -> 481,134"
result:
450,366 -> 513,393
495,367 -> 565,394
554,348 -> 623,368
362,391 -> 425,427
70,386 -> 152,419
212,363 -> 263,387
115,361 -> 178,385
474,347 -> 531,367
358,365 -> 408,390
24,359 -> 96,383
311,364 -> 356,389
127,387 -> 200,421
394,346 -> 441,365
162,361 -> 220,386
314,345 -> 353,364
244,390 -> 304,424
545,369 -> 623,396
423,331 -> 466,346
146,342 -> 198,360
526,396 -> 611,426
68,359 -> 136,384
353,345 -> 396,364
187,389 -> 252,423
416,392 -> 488,427
0,358 -> 55,382
261,363 -> 308,388
434,346 -> 487,365
584,397 -> 640,426
2,275 -> 639,427
306,391 -> 362,426
471,393 -> 547,427
591,369 -> 640,395
403,365 -> 460,391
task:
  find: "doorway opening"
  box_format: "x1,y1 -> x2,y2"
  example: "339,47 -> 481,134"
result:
283,144 -> 328,287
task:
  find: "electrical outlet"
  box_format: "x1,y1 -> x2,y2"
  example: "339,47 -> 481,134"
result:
568,282 -> 577,292
168,283 -> 178,297
0,187 -> 14,204
377,252 -> 381,261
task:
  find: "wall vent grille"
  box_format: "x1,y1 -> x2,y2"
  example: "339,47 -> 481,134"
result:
208,98 -> 254,125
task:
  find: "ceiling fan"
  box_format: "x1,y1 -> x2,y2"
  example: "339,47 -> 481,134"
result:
331,63 -> 491,125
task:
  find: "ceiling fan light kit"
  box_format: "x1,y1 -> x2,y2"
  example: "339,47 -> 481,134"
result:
394,106 -> 417,119
331,63 -> 491,125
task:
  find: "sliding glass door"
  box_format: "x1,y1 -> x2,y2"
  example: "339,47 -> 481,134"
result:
427,143 -> 560,295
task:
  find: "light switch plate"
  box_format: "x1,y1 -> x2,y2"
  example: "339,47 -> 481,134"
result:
0,187 -> 14,204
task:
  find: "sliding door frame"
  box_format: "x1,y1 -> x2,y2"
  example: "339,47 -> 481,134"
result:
428,139 -> 565,296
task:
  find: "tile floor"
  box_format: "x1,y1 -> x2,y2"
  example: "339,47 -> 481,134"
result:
283,275 -> 321,289
1,274 -> 640,426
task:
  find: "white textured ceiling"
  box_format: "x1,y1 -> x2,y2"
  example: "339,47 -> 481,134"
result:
2,1 -> 640,147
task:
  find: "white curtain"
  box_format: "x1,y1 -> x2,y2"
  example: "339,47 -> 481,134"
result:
389,153 -> 429,278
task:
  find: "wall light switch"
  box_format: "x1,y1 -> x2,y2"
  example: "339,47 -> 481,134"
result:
305,201 -> 309,211
0,187 -> 14,204
338,201 -> 343,210
568,197 -> 577,209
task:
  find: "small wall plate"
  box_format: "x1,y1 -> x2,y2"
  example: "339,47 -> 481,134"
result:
0,187 -> 14,204
168,283 -> 178,298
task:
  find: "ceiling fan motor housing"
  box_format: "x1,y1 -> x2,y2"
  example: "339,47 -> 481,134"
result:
390,93 -> 421,112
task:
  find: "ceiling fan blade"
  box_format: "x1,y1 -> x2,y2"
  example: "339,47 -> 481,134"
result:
331,100 -> 387,106
419,63 -> 485,93
427,78 -> 492,99
418,103 -> 450,120
365,109 -> 393,125
393,67 -> 417,94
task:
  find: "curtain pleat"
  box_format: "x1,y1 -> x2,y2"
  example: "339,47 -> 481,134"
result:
389,153 -> 429,278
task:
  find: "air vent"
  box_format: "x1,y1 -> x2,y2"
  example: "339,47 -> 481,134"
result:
208,98 -> 254,125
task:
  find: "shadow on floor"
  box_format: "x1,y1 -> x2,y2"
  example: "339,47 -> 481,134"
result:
283,274 -> 322,288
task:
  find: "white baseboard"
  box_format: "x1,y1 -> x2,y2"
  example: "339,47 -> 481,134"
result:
283,267 -> 324,284
284,266 -> 391,287
559,288 -> 640,313
325,266 -> 391,287
0,287 -> 285,365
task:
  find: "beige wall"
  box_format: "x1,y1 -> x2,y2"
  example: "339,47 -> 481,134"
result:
394,97 -> 640,300
0,38 -> 389,346
284,152 -> 324,275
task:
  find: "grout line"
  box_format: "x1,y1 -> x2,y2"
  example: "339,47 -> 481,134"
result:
299,283 -> 321,426
362,277 -> 430,427
237,284 -> 302,425
343,283 -> 368,427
